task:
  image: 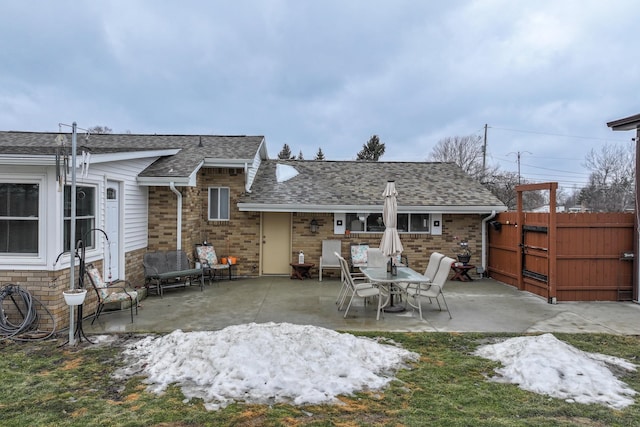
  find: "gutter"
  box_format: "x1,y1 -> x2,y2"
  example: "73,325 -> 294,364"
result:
169,182 -> 182,250
481,210 -> 497,276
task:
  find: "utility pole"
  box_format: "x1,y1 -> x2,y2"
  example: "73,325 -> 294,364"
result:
482,124 -> 488,182
508,151 -> 531,185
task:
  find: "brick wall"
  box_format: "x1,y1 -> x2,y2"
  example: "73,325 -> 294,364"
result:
291,213 -> 482,278
146,168 -> 261,277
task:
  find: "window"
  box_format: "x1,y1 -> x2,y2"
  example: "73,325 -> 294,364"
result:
345,212 -> 430,233
64,185 -> 96,250
0,183 -> 39,253
208,187 -> 230,220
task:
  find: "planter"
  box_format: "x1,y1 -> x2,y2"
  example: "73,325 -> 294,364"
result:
457,254 -> 471,265
63,289 -> 87,306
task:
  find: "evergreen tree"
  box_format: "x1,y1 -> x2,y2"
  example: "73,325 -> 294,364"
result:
356,135 -> 385,161
297,150 -> 304,160
278,144 -> 295,159
314,147 -> 326,160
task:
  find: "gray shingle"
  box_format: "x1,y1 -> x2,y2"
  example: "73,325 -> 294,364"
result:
240,160 -> 506,209
0,131 -> 264,178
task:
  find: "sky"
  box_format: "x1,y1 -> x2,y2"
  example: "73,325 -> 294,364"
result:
1,1 -> 639,191
109,323 -> 637,411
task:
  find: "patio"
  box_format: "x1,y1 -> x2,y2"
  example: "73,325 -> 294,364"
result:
82,276 -> 640,336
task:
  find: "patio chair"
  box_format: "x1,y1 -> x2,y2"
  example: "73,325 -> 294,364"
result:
195,243 -> 230,284
319,240 -> 342,281
85,263 -> 138,324
397,251 -> 444,292
334,252 -> 367,306
349,242 -> 369,272
337,253 -> 387,320
403,256 -> 454,319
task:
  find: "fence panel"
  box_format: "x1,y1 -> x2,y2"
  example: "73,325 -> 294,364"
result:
488,212 -> 634,301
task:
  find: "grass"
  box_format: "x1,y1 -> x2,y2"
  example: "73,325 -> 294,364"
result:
0,332 -> 638,426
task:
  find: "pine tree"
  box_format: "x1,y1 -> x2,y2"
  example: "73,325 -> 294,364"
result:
356,135 -> 385,161
314,147 -> 325,160
278,144 -> 295,159
297,150 -> 304,160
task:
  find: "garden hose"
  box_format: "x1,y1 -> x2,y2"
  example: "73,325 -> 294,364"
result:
0,284 -> 55,341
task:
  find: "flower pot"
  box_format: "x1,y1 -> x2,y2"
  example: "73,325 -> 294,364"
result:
457,254 -> 471,265
63,289 -> 87,306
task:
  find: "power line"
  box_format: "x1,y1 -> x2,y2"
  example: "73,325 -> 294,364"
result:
489,125 -> 630,142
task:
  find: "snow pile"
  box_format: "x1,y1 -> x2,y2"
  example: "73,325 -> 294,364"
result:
115,322 -> 418,410
474,333 -> 637,409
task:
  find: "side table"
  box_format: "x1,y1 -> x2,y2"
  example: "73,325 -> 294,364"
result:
451,263 -> 475,282
290,263 -> 314,280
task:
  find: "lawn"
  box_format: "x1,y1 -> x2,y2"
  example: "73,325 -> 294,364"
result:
1,332 -> 638,426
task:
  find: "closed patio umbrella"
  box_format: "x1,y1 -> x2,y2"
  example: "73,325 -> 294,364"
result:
379,180 -> 403,267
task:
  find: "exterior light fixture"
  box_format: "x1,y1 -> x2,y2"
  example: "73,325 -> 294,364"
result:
310,219 -> 319,233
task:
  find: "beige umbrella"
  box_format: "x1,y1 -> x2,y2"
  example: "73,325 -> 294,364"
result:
379,180 -> 404,263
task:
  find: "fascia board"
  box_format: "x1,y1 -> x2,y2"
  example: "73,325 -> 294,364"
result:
137,176 -> 194,186
0,149 -> 180,166
203,158 -> 255,168
0,155 -> 53,165
237,203 -> 508,214
88,149 -> 180,163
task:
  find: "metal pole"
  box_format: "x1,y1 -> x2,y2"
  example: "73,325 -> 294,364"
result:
69,122 -> 77,345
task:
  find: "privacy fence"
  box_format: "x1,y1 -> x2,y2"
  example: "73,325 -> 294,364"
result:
488,210 -> 635,302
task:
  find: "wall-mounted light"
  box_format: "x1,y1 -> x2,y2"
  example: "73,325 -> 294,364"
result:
310,218 -> 319,233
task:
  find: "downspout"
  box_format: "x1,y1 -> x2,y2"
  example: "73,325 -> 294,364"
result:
169,182 -> 182,250
481,210 -> 497,277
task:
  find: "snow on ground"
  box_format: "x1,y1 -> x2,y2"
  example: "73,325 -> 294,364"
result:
114,322 -> 419,410
112,325 -> 637,411
474,333 -> 637,409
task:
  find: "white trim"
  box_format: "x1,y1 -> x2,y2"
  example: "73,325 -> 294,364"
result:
237,203 -> 508,214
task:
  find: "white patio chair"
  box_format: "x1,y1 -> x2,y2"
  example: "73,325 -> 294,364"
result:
396,251 -> 444,304
403,256 -> 454,319
337,254 -> 387,320
319,240 -> 342,281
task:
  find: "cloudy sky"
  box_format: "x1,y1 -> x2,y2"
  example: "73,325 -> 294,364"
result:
1,1 -> 638,190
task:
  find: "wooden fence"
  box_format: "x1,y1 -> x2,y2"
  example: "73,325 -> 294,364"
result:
488,211 -> 635,302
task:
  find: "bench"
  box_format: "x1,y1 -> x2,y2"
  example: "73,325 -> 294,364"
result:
143,250 -> 204,297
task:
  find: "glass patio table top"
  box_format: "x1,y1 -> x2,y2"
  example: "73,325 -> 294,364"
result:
359,266 -> 430,284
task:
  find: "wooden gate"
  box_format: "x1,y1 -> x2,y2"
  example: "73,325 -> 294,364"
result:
487,183 -> 635,302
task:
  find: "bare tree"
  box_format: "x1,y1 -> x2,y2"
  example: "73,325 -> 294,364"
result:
578,142 -> 635,211
356,135 -> 385,161
88,125 -> 112,134
429,135 -> 484,179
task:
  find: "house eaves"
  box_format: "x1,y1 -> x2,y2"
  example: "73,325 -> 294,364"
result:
237,202 -> 506,214
607,113 -> 640,131
137,161 -> 202,187
0,148 -> 179,166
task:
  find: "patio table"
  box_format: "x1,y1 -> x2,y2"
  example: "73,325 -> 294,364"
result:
360,266 -> 430,312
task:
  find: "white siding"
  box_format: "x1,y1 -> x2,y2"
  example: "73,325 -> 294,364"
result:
89,157 -> 156,253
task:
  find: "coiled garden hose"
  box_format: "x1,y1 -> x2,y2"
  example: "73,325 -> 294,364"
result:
0,284 -> 55,341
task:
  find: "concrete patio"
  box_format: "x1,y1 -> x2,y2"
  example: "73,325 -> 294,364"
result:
82,275 -> 640,336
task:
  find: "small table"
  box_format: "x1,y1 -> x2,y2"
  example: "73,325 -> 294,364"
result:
290,263 -> 314,280
451,263 -> 475,282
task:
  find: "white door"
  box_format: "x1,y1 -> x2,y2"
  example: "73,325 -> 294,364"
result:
261,212 -> 291,275
105,181 -> 120,281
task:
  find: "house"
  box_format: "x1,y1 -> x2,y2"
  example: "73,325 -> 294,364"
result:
0,130 -> 507,330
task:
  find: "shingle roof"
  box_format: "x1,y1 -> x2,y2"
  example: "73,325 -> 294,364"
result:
238,160 -> 506,212
0,131 -> 265,178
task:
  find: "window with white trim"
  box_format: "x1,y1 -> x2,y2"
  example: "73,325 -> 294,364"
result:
208,187 -> 230,220
345,212 -> 430,233
64,185 -> 96,250
0,183 -> 39,253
